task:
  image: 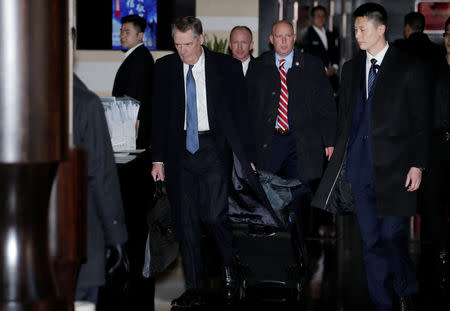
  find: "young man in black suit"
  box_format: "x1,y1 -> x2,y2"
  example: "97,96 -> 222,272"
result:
151,16 -> 257,308
301,5 -> 340,94
312,3 -> 429,310
112,14 -> 154,149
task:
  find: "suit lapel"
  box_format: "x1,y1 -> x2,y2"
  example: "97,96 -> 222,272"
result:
173,56 -> 185,127
262,52 -> 282,116
311,27 -> 326,51
204,48 -> 217,128
370,46 -> 396,106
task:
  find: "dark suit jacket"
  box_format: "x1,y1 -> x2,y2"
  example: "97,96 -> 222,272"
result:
112,44 -> 155,149
73,74 -> 128,287
393,32 -> 445,69
312,46 -> 430,217
151,46 -> 258,239
301,26 -> 340,92
301,26 -> 339,68
246,49 -> 336,182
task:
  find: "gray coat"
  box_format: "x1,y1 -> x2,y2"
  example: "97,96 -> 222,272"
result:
73,74 -> 128,288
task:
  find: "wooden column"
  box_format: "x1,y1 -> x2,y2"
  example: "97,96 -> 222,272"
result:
0,0 -> 69,310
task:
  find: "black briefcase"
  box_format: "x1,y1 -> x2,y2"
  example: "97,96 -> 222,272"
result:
142,181 -> 179,277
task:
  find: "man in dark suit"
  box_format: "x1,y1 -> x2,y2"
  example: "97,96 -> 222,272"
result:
312,3 -> 429,310
301,5 -> 340,94
229,25 -> 254,76
393,12 -> 445,71
73,74 -> 128,306
420,17 -> 450,297
112,14 -> 154,149
246,20 -> 336,235
151,16 -> 256,308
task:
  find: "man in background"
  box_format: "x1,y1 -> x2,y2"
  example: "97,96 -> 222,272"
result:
112,14 -> 155,150
301,5 -> 340,94
394,11 -> 444,70
229,25 -> 254,76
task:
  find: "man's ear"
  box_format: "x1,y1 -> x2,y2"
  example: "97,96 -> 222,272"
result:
199,34 -> 205,45
138,31 -> 144,42
377,24 -> 386,37
269,34 -> 274,45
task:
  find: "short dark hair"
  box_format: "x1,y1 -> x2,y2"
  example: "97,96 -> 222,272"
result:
311,5 -> 327,17
445,16 -> 450,31
172,16 -> 203,38
353,2 -> 387,26
404,12 -> 425,32
121,14 -> 147,33
230,25 -> 253,40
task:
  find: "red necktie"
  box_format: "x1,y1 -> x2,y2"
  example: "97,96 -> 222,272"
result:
276,59 -> 289,131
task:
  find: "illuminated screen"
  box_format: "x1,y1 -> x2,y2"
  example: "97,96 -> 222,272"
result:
112,0 -> 157,50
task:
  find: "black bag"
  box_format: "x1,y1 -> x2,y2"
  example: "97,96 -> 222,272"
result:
142,181 -> 179,277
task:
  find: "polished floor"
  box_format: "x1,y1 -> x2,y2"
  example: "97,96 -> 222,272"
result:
154,214 -> 449,311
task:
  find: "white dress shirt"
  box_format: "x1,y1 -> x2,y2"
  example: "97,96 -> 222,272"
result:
242,56 -> 251,76
183,47 -> 210,131
365,42 -> 389,98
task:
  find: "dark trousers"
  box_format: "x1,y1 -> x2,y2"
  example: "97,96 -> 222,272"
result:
353,189 -> 418,311
76,287 -> 99,305
420,132 -> 450,249
269,133 -> 310,230
179,135 -> 232,289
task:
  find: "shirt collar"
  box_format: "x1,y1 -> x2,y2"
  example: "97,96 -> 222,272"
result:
312,25 -> 326,35
124,42 -> 144,59
275,49 -> 294,69
366,41 -> 389,66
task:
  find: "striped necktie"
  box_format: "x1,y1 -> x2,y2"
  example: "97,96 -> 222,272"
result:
276,59 -> 289,131
367,58 -> 378,98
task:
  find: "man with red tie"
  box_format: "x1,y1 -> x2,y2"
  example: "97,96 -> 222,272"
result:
246,21 -> 336,232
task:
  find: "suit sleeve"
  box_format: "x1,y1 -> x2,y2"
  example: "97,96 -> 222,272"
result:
151,59 -> 170,163
312,58 -> 337,147
83,92 -> 128,245
407,58 -> 430,168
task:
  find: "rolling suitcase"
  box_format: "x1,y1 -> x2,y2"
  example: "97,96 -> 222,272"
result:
233,211 -> 306,302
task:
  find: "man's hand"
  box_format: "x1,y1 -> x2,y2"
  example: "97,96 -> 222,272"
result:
151,163 -> 165,181
326,66 -> 336,77
405,167 -> 422,192
325,147 -> 334,161
106,244 -> 130,276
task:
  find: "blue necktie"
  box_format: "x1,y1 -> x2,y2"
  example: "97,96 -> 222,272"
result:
186,65 -> 199,154
367,58 -> 378,98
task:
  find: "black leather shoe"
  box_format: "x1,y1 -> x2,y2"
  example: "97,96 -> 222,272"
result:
171,289 -> 205,309
223,265 -> 237,301
399,295 -> 415,311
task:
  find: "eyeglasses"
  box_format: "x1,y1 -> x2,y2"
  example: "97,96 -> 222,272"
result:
443,32 -> 450,39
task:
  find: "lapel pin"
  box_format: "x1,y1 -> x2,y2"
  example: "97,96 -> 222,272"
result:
295,62 -> 299,66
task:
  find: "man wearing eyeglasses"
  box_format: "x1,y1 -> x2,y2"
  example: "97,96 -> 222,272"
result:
301,5 -> 340,94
